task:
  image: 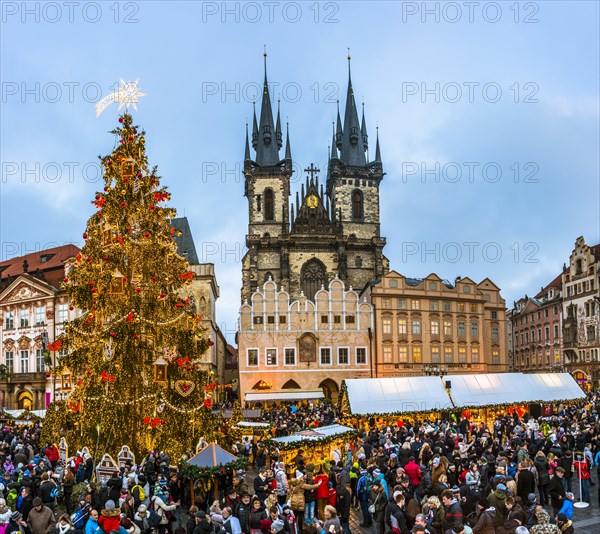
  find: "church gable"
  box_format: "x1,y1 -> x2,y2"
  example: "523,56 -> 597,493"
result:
0,276 -> 56,304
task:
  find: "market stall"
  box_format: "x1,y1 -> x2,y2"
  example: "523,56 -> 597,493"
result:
340,376 -> 453,428
446,372 -> 586,424
232,420 -> 270,441
267,423 -> 357,468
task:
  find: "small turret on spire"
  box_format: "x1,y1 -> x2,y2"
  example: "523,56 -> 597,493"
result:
330,122 -> 338,159
375,125 -> 382,162
361,99 -> 368,152
335,101 -> 343,149
252,102 -> 258,149
244,122 -> 251,161
284,120 -> 292,160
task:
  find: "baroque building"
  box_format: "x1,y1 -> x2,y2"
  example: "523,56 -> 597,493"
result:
509,274 -> 563,373
562,236 -> 600,390
362,271 -> 509,377
241,54 -> 388,304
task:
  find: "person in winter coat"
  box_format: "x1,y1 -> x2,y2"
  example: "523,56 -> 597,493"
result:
320,506 -> 340,534
84,509 -> 100,534
254,470 -> 270,503
248,498 -> 267,532
516,463 -> 536,505
472,498 -> 495,534
404,457 -> 422,489
98,500 -> 122,534
274,464 -> 289,506
530,508 -> 560,534
303,464 -> 319,527
5,511 -> 30,534
572,453 -> 591,502
335,482 -> 351,534
487,484 -> 507,528
497,496 -> 526,534
26,499 -> 55,534
289,475 -> 319,531
440,490 -> 462,534
557,492 -> 574,520
53,514 -> 75,534
191,511 -> 213,534
151,488 -> 178,534
548,468 -> 566,514
62,470 -> 75,515
533,452 -> 550,506
370,480 -> 387,534
38,474 -> 57,512
422,496 -> 444,534
385,492 -> 407,534
133,505 -> 152,534
556,513 -> 573,534
313,466 -> 330,521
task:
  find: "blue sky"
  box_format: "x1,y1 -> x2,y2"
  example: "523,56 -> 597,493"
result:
2,1 -> 599,342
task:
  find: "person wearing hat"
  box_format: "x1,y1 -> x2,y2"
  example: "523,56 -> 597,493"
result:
530,508 -> 559,534
235,492 -> 252,533
191,510 -> 212,534
151,486 -> 179,534
53,514 -> 75,534
269,519 -> 285,534
548,467 -> 566,515
370,480 -> 387,534
487,484 -> 507,529
471,498 -> 495,534
26,497 -> 55,534
5,511 -> 28,534
555,513 -> 573,534
97,500 -> 121,534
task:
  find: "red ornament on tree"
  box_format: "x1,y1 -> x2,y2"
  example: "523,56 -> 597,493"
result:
119,117 -> 124,123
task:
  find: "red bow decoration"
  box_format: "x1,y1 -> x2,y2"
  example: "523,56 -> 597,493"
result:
69,401 -> 81,413
101,371 -> 115,383
94,197 -> 105,208
127,312 -> 135,323
154,191 -> 169,202
144,417 -> 165,429
179,271 -> 194,281
203,398 -> 212,409
176,356 -> 190,367
48,340 -> 61,352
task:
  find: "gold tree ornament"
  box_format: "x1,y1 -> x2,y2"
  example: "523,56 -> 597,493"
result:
110,270 -> 125,294
121,157 -> 135,178
153,355 -> 168,383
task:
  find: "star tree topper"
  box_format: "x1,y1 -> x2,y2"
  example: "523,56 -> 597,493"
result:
96,79 -> 147,117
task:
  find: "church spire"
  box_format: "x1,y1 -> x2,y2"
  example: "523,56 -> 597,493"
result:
330,122 -> 338,159
255,47 -> 280,166
252,102 -> 258,149
339,50 -> 366,166
374,126 -> 381,162
335,100 -> 343,149
275,99 -> 283,149
361,100 -> 368,152
244,121 -> 251,161
284,121 -> 292,160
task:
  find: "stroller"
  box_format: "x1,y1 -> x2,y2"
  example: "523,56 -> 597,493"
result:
71,501 -> 92,532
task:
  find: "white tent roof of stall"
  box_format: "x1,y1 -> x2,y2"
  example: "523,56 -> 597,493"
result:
245,390 -> 324,402
273,424 -> 356,445
447,372 -> 585,408
344,376 -> 453,415
2,409 -> 46,418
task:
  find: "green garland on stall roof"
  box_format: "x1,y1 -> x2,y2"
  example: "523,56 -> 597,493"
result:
455,399 -> 585,411
179,456 -> 248,480
262,429 -> 358,451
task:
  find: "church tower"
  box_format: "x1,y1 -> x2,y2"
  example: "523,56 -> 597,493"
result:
241,51 -> 293,303
241,52 -> 387,304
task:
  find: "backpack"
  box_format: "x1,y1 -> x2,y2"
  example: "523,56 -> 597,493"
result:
133,484 -> 146,501
359,475 -> 372,495
50,486 -> 60,499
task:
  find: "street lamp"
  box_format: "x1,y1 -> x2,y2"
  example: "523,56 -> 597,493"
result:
424,365 -> 448,377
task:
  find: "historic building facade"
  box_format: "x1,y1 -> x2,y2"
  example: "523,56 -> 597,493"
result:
362,272 -> 508,377
562,236 -> 600,390
238,277 -> 373,405
240,55 -> 388,305
0,245 -> 80,410
509,275 -> 563,373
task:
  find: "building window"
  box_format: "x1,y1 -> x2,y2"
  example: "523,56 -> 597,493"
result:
345,315 -> 355,324
492,327 -> 499,342
382,298 -> 391,309
389,279 -> 398,288
58,304 -> 68,323
554,324 -> 559,338
412,346 -> 422,363
333,315 -> 341,324
356,347 -> 367,365
35,306 -> 45,325
398,319 -> 407,335
397,299 -> 406,310
411,299 -> 420,310
545,308 -> 549,318
383,345 -> 393,363
338,347 -> 349,365
264,188 -> 274,221
321,315 -> 328,324
284,348 -> 296,366
463,285 -> 470,293
491,311 -> 498,319
472,347 -> 480,363
537,328 -> 542,341
20,350 -> 29,373
279,315 -> 287,324
444,347 -> 453,363
58,347 -> 67,359
443,301 -> 452,312
352,189 -> 364,219
267,315 -> 275,324
443,321 -> 452,336
545,326 -> 550,341
247,349 -> 259,366
266,348 -> 277,366
457,302 -> 465,312
301,259 -> 327,302
253,316 -> 263,325
457,322 -> 466,337
459,347 -> 467,363
412,320 -> 421,335
430,300 -> 439,311
429,281 -> 437,290
492,350 -> 500,365
587,326 -> 596,342
471,322 -> 479,338
20,309 -> 29,328
36,349 -> 45,372
470,303 -> 477,313
5,351 -> 14,373
320,347 -> 331,365
430,320 -> 439,335
431,347 -> 440,363
4,311 -> 14,329
382,318 -> 392,335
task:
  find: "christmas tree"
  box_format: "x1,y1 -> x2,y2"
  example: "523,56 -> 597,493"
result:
42,113 -> 217,459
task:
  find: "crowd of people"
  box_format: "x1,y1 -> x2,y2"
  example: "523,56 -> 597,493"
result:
0,394 -> 599,534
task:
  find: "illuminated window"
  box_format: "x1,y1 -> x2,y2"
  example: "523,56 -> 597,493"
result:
398,319 -> 407,334
412,346 -> 422,363
444,347 -> 453,363
383,345 -> 393,363
382,318 -> 392,334
398,346 -> 407,362
471,347 -> 480,363
430,320 -> 439,335
411,299 -> 420,310
459,347 -> 467,363
431,347 -> 440,363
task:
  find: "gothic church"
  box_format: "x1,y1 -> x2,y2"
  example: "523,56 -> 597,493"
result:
241,54 -> 389,303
